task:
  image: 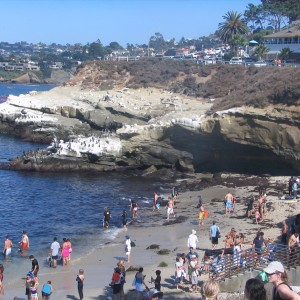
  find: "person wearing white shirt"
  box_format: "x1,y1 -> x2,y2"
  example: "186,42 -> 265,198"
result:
187,230 -> 198,250
50,237 -> 61,268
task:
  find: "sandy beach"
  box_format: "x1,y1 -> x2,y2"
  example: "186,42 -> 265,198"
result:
2,173 -> 300,300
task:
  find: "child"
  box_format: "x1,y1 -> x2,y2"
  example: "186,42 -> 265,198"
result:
151,270 -> 161,291
255,210 -> 260,224
76,269 -> 84,300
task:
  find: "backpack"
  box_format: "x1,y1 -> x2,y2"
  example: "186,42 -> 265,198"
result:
42,284 -> 51,295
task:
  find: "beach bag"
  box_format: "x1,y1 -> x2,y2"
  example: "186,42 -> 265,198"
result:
203,210 -> 209,218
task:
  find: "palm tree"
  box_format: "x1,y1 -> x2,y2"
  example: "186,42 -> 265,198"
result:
279,48 -> 293,61
218,11 -> 249,45
254,44 -> 269,60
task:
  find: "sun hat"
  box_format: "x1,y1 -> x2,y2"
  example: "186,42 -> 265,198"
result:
264,261 -> 284,274
192,229 -> 196,235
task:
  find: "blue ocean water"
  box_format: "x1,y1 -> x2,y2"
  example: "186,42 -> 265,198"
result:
0,84 -> 164,280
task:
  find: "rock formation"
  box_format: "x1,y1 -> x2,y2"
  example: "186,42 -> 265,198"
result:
0,61 -> 299,175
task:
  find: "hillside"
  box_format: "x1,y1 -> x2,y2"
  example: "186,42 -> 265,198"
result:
67,58 -> 300,112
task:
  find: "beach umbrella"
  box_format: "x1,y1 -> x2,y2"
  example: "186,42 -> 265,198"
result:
249,40 -> 259,45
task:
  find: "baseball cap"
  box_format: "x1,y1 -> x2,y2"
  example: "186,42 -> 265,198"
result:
264,261 -> 284,274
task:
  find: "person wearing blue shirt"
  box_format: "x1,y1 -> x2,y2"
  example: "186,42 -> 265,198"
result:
210,221 -> 220,250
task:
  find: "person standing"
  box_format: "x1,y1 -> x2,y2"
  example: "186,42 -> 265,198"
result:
29,255 -> 39,277
186,247 -> 199,283
210,221 -> 220,250
125,235 -> 131,264
198,204 -> 205,226
41,280 -> 53,300
292,180 -> 298,199
130,200 -> 138,218
3,235 -> 13,256
264,261 -> 299,300
166,197 -> 175,221
0,264 -> 4,295
187,230 -> 198,250
50,237 -> 60,268
19,231 -> 29,252
103,207 -> 111,228
121,209 -> 128,231
134,267 -> 145,294
76,269 -> 84,300
111,267 -> 124,300
153,192 -> 159,211
61,239 -> 70,266
190,255 -> 200,293
224,192 -> 233,215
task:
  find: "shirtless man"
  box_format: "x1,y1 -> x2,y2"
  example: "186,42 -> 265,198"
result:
258,193 -> 266,223
3,236 -> 13,256
166,197 -> 175,221
19,231 -> 29,251
224,192 -> 233,215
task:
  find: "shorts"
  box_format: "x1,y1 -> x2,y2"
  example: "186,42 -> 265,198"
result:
167,208 -> 174,214
199,212 -> 204,221
133,207 -> 138,212
191,275 -> 198,285
4,248 -> 11,255
52,255 -> 58,260
212,237 -> 218,245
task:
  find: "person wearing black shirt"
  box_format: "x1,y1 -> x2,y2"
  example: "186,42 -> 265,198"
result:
29,255 -> 39,277
103,207 -> 111,228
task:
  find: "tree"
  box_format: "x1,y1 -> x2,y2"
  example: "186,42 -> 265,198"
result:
279,47 -> 293,60
254,44 -> 269,60
149,32 -> 167,53
108,42 -> 123,51
229,34 -> 248,55
261,0 -> 300,24
218,11 -> 249,45
88,41 -> 107,59
244,3 -> 265,32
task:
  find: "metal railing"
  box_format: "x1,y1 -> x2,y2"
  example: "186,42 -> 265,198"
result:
206,242 -> 300,281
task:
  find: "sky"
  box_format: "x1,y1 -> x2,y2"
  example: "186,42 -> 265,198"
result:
0,0 -> 262,47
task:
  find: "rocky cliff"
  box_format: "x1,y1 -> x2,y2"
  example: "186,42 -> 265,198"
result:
0,60 -> 299,175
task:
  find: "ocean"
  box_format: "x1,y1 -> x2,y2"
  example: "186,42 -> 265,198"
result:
0,84 -> 167,282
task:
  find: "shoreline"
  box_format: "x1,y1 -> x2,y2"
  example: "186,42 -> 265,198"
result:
3,174 -> 300,299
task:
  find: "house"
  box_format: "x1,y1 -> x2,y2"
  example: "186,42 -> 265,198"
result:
263,21 -> 300,57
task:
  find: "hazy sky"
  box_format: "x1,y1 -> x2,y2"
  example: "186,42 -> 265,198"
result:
1,0 -> 261,46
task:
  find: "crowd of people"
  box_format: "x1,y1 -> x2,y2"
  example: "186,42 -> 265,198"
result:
2,178 -> 300,300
